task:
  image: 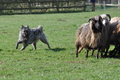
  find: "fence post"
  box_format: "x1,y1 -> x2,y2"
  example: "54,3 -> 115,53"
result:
103,0 -> 106,10
56,0 -> 59,12
28,0 -> 32,13
83,0 -> 86,11
100,0 -> 103,8
0,0 -> 3,13
118,0 -> 120,9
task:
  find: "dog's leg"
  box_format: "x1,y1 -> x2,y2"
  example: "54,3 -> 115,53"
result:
40,38 -> 51,49
16,42 -> 19,49
16,40 -> 23,49
39,33 -> 51,49
46,43 -> 51,49
20,43 -> 28,51
32,42 -> 37,50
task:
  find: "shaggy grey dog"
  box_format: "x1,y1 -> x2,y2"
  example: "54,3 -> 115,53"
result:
16,25 -> 51,50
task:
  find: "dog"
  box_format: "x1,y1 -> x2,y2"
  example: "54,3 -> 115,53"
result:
16,25 -> 51,50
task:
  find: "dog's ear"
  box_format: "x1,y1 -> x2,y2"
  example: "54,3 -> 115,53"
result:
21,25 -> 24,29
27,25 -> 29,28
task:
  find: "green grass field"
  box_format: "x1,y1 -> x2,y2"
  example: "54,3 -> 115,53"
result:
0,7 -> 120,80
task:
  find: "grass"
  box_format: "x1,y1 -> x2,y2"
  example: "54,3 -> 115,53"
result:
0,7 -> 120,80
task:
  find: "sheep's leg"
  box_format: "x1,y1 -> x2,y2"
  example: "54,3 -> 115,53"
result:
104,46 -> 110,57
100,50 -> 104,57
109,48 -> 116,57
91,50 -> 95,56
96,49 -> 100,59
117,45 -> 120,55
112,44 -> 120,57
110,44 -> 118,57
78,47 -> 83,53
85,49 -> 89,58
115,44 -> 120,54
76,45 -> 80,58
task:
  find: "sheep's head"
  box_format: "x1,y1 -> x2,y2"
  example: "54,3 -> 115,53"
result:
100,14 -> 111,26
88,16 -> 103,33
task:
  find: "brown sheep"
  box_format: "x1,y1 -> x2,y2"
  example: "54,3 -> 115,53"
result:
76,14 -> 112,58
75,15 -> 108,59
89,14 -> 112,57
110,17 -> 120,23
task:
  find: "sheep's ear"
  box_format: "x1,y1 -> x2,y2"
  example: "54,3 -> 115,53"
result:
106,14 -> 111,21
88,18 -> 94,22
99,16 -> 103,22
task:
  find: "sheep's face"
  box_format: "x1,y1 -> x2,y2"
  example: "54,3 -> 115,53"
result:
89,16 -> 103,33
102,18 -> 109,26
100,14 -> 111,26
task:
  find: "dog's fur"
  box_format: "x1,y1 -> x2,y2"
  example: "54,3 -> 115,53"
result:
16,25 -> 51,50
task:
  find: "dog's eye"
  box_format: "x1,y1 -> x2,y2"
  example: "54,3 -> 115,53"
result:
24,30 -> 27,33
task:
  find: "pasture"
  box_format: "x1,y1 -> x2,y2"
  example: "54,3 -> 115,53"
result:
0,7 -> 120,80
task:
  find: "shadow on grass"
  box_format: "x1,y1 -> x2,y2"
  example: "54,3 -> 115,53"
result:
0,49 -> 2,51
46,47 -> 66,52
108,55 -> 120,59
100,53 -> 120,59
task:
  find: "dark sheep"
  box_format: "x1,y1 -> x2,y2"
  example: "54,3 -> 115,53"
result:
108,17 -> 120,57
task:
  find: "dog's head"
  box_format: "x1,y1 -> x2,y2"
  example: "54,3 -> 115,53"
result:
20,25 -> 30,38
88,16 -> 103,33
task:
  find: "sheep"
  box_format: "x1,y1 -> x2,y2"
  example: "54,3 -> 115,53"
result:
99,14 -> 112,56
96,17 -> 120,57
76,15 -> 107,59
75,14 -> 111,58
87,14 -> 112,57
108,17 -> 120,57
110,17 -> 120,45
110,17 -> 120,23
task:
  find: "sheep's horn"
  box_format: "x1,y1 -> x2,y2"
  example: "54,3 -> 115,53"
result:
106,14 -> 111,21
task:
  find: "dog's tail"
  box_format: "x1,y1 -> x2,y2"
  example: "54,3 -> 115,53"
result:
38,25 -> 43,33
